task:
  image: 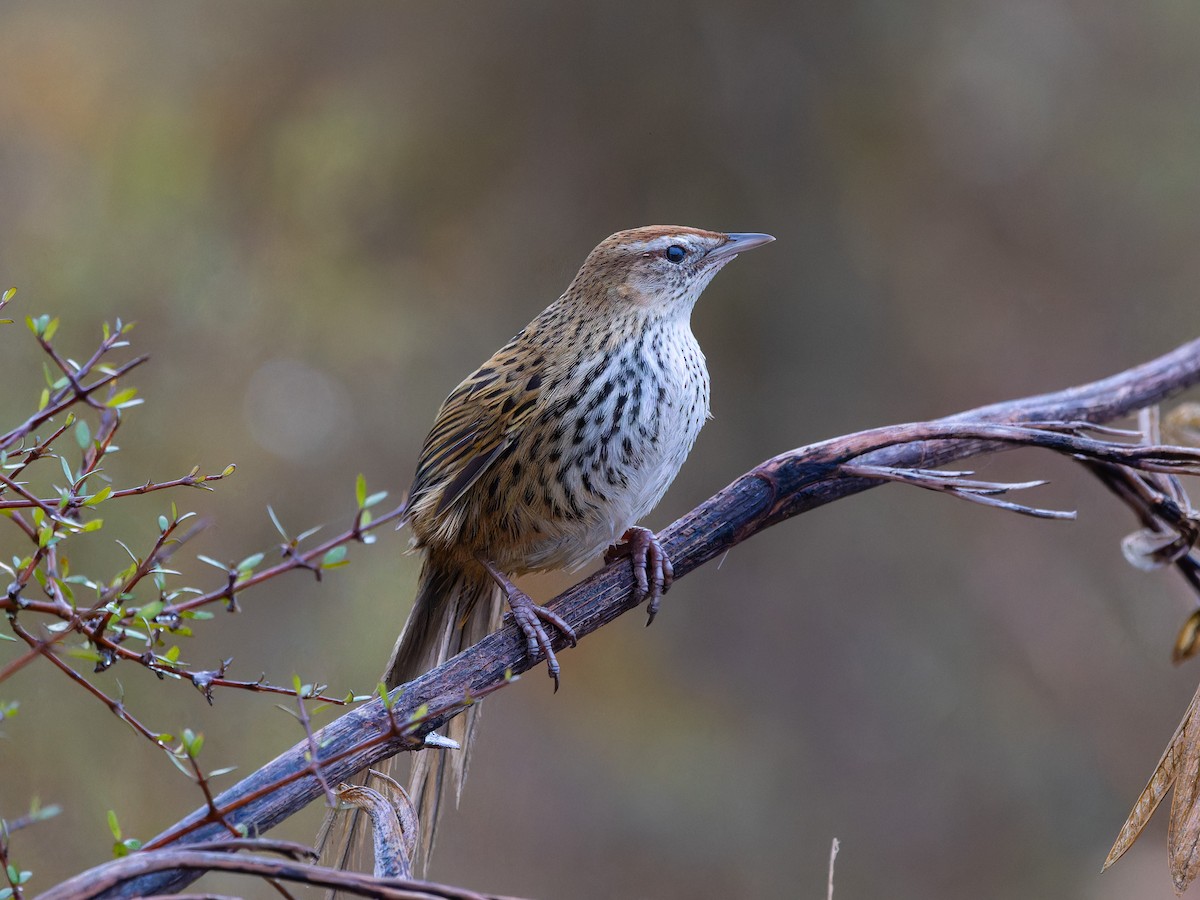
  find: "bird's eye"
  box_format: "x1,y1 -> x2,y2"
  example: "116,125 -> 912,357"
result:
664,245 -> 687,263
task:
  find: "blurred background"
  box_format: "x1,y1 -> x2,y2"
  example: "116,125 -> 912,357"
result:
1,2 -> 1199,898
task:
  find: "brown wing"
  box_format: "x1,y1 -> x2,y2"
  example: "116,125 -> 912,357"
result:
407,333 -> 544,527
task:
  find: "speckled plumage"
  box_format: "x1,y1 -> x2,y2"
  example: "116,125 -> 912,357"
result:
322,225 -> 773,875
407,225 -> 730,574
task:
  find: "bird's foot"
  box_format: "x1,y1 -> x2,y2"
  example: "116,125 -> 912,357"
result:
477,556 -> 577,691
604,526 -> 674,625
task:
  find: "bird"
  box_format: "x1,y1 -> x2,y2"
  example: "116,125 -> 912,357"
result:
321,225 -> 774,876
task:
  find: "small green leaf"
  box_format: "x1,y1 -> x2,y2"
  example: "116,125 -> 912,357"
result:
81,518 -> 104,532
37,387 -> 49,411
196,555 -> 229,571
221,463 -> 236,477
321,546 -> 348,568
84,485 -> 112,507
107,809 -> 122,840
105,388 -> 138,408
158,515 -> 169,533
43,316 -> 60,341
296,524 -> 323,542
236,553 -> 264,573
75,419 -> 91,449
182,728 -> 204,757
355,473 -> 367,508
267,505 -> 288,540
165,749 -> 192,778
24,800 -> 61,823
364,490 -> 388,509
137,600 -> 164,623
37,523 -> 56,548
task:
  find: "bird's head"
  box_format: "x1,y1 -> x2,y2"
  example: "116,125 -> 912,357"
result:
568,226 -> 774,316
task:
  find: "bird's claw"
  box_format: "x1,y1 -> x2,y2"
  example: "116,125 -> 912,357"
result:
478,555 -> 577,689
605,526 -> 674,625
505,591 -> 577,691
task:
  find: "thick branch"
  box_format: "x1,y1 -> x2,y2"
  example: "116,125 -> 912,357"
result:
97,337 -> 1200,898
38,848 -> 510,900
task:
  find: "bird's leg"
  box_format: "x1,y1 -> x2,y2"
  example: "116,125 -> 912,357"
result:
604,526 -> 674,625
475,555 -> 577,691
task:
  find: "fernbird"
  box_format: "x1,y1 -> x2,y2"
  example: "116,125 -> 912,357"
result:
328,225 -> 774,873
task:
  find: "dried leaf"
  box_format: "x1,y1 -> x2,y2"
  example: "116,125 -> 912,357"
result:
1171,692 -> 1200,891
1176,611 -> 1200,664
1106,690 -> 1191,869
1122,528 -> 1190,571
1105,680 -> 1200,893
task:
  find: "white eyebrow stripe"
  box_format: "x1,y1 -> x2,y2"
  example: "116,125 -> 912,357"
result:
630,235 -> 705,253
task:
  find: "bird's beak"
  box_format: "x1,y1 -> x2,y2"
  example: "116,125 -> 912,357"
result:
707,232 -> 776,261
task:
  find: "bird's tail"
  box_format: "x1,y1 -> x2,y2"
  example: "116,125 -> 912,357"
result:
317,551 -> 502,877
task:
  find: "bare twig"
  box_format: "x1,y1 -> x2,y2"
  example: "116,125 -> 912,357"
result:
0,468 -> 236,513
839,462 -> 1070,519
293,690 -> 339,809
0,470 -> 75,524
183,752 -> 241,840
0,829 -> 22,900
0,420 -> 71,486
